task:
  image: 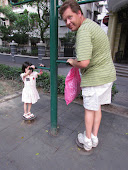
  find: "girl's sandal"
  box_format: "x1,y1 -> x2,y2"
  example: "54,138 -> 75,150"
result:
27,112 -> 36,119
23,113 -> 31,120
27,112 -> 34,117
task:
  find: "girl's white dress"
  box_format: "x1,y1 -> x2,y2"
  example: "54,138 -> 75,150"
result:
20,71 -> 40,104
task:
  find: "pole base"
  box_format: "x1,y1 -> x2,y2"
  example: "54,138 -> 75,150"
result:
49,127 -> 58,136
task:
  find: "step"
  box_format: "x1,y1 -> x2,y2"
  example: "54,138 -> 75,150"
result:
115,66 -> 128,72
116,70 -> 128,75
116,73 -> 128,78
114,63 -> 128,69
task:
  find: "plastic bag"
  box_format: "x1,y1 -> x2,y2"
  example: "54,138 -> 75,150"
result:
65,67 -> 81,105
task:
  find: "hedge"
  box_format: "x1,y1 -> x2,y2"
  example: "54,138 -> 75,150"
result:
0,64 -> 65,94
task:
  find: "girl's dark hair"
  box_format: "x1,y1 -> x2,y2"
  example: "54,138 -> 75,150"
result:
59,0 -> 83,18
22,61 -> 32,72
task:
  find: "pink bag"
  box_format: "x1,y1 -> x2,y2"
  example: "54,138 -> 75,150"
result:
65,67 -> 81,105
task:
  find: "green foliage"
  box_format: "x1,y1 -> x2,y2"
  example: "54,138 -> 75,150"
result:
13,33 -> 29,44
112,82 -> 118,100
0,5 -> 17,23
0,64 -> 22,82
21,48 -> 38,56
13,9 -> 30,34
0,25 -> 13,42
0,47 -> 11,54
1,1 -> 50,43
61,32 -> 76,45
37,71 -> 50,92
22,0 -> 50,42
57,75 -> 65,94
30,37 -> 40,45
0,64 -> 66,94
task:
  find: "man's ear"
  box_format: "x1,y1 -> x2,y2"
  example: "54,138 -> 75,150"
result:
77,10 -> 82,17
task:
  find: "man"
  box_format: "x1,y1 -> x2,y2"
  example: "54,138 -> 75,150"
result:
60,0 -> 116,151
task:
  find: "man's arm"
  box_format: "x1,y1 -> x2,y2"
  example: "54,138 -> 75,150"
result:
67,58 -> 90,68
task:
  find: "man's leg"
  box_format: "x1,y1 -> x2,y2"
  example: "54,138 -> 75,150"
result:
85,109 -> 95,139
77,109 -> 94,151
92,106 -> 102,136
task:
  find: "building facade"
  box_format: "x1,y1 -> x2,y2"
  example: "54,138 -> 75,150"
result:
107,0 -> 128,63
0,0 -> 10,45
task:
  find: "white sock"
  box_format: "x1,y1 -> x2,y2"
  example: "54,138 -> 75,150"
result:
91,133 -> 98,139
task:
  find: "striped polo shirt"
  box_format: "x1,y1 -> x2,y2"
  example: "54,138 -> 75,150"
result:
76,18 -> 116,87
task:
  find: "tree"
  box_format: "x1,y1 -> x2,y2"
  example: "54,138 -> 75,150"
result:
0,25 -> 13,42
11,0 -> 50,42
0,5 -> 17,23
14,9 -> 30,34
61,32 -> 76,45
0,5 -> 17,42
0,5 -> 30,43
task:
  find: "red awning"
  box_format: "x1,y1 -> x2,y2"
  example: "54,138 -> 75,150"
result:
103,15 -> 109,26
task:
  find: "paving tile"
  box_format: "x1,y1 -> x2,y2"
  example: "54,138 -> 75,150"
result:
0,116 -> 49,157
58,110 -> 83,131
6,135 -> 57,170
37,123 -> 73,149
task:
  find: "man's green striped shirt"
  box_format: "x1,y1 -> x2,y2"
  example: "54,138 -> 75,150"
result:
76,18 -> 116,87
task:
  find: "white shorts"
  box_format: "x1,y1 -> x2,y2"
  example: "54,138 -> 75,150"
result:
82,82 -> 113,111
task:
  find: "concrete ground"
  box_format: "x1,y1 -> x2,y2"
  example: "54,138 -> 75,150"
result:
0,91 -> 128,170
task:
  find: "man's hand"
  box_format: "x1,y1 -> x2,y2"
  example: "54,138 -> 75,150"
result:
67,59 -> 76,67
67,59 -> 90,68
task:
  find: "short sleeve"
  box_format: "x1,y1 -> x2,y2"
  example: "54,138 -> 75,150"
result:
20,73 -> 25,81
33,71 -> 38,78
76,27 -> 92,61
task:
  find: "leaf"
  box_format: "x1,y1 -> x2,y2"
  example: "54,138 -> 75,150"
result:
78,147 -> 81,151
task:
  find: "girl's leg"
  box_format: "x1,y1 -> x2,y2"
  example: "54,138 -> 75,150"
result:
92,106 -> 102,136
28,103 -> 32,113
85,109 -> 95,139
24,103 -> 28,114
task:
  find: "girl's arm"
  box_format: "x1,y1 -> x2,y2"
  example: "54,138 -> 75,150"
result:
37,69 -> 43,76
22,70 -> 31,79
37,64 -> 44,76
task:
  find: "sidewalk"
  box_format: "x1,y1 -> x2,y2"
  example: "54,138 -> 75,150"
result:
0,92 -> 128,170
0,60 -> 128,169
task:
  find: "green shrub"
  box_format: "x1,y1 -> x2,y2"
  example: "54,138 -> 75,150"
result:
0,64 -> 66,95
0,47 -> 11,54
21,49 -> 38,56
112,82 -> 118,100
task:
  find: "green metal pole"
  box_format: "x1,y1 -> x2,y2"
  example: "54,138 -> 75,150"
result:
50,0 -> 58,136
9,0 -> 36,6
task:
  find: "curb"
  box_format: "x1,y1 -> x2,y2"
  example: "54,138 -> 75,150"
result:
101,103 -> 128,117
0,91 -> 22,103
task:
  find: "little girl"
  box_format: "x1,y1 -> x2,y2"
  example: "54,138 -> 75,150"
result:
20,61 -> 43,120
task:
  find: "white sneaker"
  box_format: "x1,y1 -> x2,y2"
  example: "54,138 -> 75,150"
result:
78,132 -> 92,151
91,133 -> 99,147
